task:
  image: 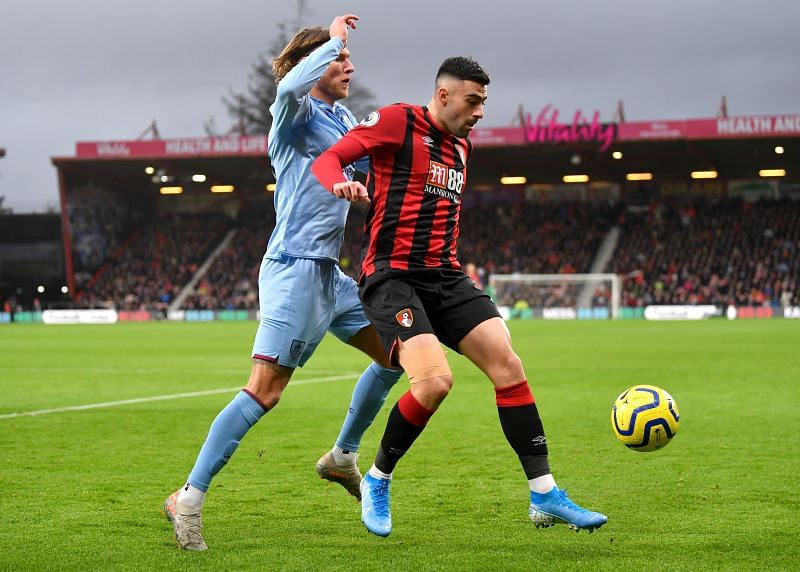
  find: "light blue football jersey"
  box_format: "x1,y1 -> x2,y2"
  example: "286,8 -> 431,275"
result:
266,36 -> 367,262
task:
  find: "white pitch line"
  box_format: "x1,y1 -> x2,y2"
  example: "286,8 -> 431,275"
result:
0,367 -> 334,375
0,373 -> 358,420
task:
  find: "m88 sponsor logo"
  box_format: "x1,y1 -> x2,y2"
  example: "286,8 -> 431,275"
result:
426,160 -> 463,198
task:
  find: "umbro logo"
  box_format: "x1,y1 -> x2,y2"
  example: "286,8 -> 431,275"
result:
421,136 -> 434,147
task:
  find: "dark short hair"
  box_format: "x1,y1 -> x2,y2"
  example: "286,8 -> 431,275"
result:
436,57 -> 490,86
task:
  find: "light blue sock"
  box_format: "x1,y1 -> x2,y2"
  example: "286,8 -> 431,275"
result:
335,363 -> 403,452
187,391 -> 267,492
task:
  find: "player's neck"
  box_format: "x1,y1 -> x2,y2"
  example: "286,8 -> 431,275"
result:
426,100 -> 451,136
310,86 -> 336,106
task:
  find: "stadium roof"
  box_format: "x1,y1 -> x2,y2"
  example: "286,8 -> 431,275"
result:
52,111 -> 799,195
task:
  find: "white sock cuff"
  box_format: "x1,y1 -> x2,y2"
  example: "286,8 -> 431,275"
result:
178,483 -> 206,510
368,464 -> 392,480
529,474 -> 557,494
332,445 -> 357,466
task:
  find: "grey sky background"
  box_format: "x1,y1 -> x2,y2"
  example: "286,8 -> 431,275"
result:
2,0 -> 798,211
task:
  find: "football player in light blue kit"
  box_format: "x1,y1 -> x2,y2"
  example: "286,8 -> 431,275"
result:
163,13 -> 402,551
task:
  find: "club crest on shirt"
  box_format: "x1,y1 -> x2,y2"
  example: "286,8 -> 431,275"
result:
395,309 -> 414,328
360,111 -> 380,127
290,339 -> 306,359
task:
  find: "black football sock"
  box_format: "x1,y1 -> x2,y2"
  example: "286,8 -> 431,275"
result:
496,381 -> 551,479
374,391 -> 434,475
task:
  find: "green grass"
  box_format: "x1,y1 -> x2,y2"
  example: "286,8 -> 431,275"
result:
1,320 -> 799,571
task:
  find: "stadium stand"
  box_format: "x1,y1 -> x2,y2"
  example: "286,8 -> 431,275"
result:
80,213 -> 228,312
67,184 -> 145,288
63,195 -> 799,314
459,200 -> 620,276
339,200 -> 619,281
610,198 -> 800,307
38,109 -> 796,318
181,209 -> 276,311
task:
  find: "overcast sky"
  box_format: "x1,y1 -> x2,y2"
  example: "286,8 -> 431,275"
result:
1,0 -> 798,211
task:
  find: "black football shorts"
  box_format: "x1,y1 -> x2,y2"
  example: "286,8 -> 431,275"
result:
358,268 -> 501,365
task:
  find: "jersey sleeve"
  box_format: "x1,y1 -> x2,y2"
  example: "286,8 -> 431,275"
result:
344,104 -> 409,155
342,107 -> 371,173
312,137 -> 368,192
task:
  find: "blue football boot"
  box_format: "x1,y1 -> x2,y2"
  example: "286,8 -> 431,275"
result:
529,487 -> 608,532
360,474 -> 392,537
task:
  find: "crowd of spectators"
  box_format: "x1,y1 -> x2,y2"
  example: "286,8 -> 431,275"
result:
181,210 -> 276,311
71,194 -> 800,313
67,185 -> 145,286
610,198 -> 799,308
459,200 -> 619,279
338,200 -> 620,287
80,213 -> 228,311
492,281 -> 583,310
141,199 -> 616,312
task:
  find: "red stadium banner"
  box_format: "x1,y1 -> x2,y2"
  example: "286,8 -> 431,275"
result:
72,113 -> 800,158
618,114 -> 800,142
75,135 -> 268,159
468,127 -> 527,147
471,111 -> 800,148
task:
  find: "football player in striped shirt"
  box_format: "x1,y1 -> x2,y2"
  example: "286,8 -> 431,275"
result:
314,56 -> 608,537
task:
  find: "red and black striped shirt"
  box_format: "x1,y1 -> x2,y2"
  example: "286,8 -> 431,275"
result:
313,103 -> 472,279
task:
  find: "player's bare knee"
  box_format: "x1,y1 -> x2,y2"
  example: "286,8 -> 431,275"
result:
244,382 -> 285,409
490,351 -> 525,386
246,359 -> 292,410
256,389 -> 283,410
504,351 -> 525,379
436,374 -> 454,399
421,374 -> 454,402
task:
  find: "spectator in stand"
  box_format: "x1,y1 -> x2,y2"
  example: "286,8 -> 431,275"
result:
465,262 -> 483,288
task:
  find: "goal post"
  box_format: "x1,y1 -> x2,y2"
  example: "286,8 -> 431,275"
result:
488,273 -> 621,320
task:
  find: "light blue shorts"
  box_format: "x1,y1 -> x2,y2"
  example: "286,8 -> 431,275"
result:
251,255 -> 370,368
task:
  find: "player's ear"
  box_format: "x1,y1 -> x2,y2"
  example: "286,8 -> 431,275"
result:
438,85 -> 449,107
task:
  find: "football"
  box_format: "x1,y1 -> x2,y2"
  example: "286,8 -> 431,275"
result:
611,385 -> 680,452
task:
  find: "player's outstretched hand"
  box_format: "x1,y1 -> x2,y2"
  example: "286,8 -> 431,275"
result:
332,181 -> 370,203
329,14 -> 359,45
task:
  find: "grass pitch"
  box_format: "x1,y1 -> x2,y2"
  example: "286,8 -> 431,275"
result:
1,319 -> 798,571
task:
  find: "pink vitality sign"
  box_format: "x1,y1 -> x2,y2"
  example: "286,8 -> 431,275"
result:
523,105 -> 616,151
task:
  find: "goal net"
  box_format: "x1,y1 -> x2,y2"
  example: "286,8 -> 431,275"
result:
488,273 -> 621,320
